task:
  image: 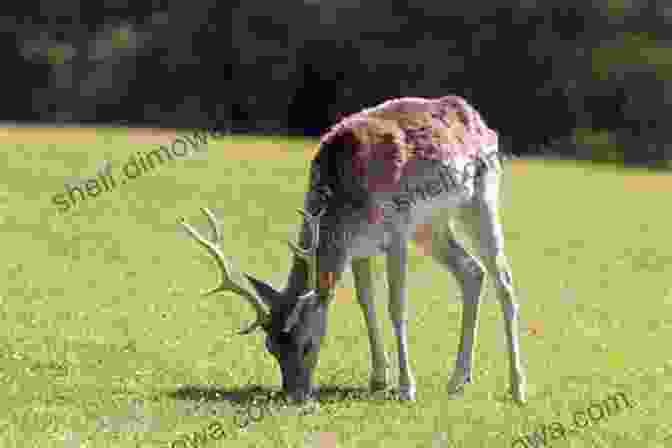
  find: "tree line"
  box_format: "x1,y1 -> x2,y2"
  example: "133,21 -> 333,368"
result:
5,0 -> 671,167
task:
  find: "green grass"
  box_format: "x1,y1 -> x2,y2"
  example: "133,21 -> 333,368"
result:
0,129 -> 671,447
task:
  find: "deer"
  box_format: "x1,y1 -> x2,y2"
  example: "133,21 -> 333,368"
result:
178,96 -> 527,404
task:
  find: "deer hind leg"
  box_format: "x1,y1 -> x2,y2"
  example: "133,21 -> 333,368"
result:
351,257 -> 390,392
428,215 -> 486,396
461,169 -> 527,404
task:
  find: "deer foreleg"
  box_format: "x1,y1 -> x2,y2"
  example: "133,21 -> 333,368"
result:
386,235 -> 416,401
352,257 -> 390,392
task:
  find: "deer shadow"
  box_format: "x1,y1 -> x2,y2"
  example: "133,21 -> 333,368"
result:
162,383 -> 399,417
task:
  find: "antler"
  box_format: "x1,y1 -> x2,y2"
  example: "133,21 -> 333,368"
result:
283,207 -> 325,332
286,207 -> 325,292
178,207 -> 270,334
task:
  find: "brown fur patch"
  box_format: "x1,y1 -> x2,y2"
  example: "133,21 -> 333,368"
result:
412,223 -> 435,256
319,271 -> 337,291
314,97 -> 498,202
366,104 -> 469,157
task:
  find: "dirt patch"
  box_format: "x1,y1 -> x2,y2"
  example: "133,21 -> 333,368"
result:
620,171 -> 672,193
217,139 -> 317,161
0,127 -> 101,145
0,127 -> 317,160
0,127 -> 179,146
124,128 -> 178,145
335,286 -> 356,303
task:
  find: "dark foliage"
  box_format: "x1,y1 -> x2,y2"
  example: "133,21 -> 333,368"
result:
4,0 -> 672,166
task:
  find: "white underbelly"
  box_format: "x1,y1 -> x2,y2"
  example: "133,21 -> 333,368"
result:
343,189 -> 468,259
335,158 -> 484,258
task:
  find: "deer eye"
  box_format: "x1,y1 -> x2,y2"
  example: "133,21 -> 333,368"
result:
276,332 -> 292,346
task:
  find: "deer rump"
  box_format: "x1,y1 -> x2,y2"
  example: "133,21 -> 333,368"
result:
309,96 -> 499,220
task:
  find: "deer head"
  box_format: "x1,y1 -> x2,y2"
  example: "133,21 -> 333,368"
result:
178,207 -> 329,403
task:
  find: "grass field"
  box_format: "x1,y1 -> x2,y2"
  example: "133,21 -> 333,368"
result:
1,128 -> 671,447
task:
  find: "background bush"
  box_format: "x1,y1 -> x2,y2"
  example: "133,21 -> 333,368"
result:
5,0 -> 672,167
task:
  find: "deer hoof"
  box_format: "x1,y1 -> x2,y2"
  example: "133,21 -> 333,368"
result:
370,378 -> 389,393
398,386 -> 416,402
446,372 -> 472,397
510,371 -> 527,404
510,384 -> 527,405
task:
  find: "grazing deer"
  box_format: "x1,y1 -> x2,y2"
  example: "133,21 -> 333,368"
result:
178,96 -> 527,403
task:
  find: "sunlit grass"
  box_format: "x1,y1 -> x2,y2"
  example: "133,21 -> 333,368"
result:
0,128 -> 670,447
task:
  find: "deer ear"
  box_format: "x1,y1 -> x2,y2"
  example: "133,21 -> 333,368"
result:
244,275 -> 280,308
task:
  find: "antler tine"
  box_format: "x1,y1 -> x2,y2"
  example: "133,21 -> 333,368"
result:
286,207 -> 325,292
281,207 -> 326,333
178,208 -> 269,334
299,208 -> 325,250
201,207 -> 222,244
